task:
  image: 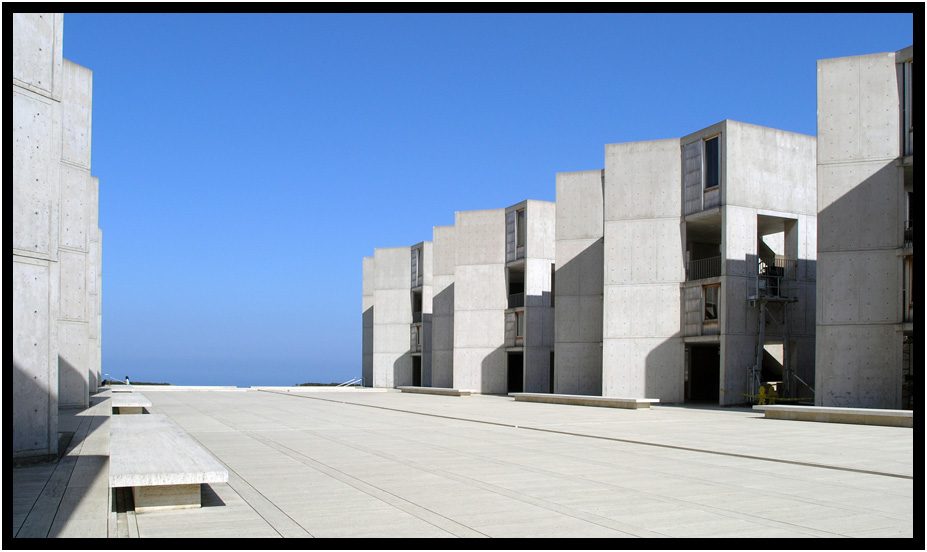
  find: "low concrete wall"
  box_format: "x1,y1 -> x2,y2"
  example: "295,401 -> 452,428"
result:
511,393 -> 659,409
754,405 -> 913,428
398,386 -> 473,397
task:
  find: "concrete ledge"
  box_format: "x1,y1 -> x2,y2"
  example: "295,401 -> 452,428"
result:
398,386 -> 475,396
111,392 -> 152,414
130,385 -> 243,391
510,393 -> 659,409
251,386 -> 388,392
110,414 -> 228,511
754,405 -> 913,428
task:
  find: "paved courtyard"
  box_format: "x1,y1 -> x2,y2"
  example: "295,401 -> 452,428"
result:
12,387 -> 916,539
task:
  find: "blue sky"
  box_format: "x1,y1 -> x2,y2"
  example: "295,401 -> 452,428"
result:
62,12 -> 913,387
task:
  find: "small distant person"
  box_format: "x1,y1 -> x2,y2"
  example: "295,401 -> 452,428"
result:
125,376 -> 130,385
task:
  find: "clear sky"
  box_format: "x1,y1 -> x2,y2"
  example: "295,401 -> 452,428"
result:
62,12 -> 913,387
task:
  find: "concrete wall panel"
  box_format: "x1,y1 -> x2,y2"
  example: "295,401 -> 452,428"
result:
817,162 -> 900,252
720,335 -> 756,405
12,13 -> 63,99
604,139 -> 680,221
556,171 -> 603,241
454,265 -> 506,310
62,60 -> 93,167
453,310 -> 504,349
602,338 -> 682,401
553,343 -> 602,396
58,248 -> 87,321
58,321 -> 89,408
13,258 -> 59,458
455,209 -> 505,266
817,53 -> 899,164
13,90 -> 61,258
59,166 -> 90,250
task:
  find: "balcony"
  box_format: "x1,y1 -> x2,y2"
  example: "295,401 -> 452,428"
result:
751,257 -> 798,300
685,256 -> 721,282
508,293 -> 525,309
904,219 -> 913,247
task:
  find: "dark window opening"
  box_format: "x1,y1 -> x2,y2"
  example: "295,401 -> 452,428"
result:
704,136 -> 720,190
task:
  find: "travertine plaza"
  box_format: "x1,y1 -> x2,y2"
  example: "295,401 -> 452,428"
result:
12,13 -> 914,540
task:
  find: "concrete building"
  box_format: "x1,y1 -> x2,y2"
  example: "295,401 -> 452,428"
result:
554,121 -> 816,406
553,171 -> 605,395
364,242 -> 433,388
449,201 -> 556,394
815,46 -> 914,409
430,225 -> 456,388
13,13 -> 103,460
364,200 -> 555,394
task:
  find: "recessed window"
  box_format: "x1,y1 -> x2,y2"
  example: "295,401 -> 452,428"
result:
704,284 -> 720,322
515,311 -> 525,339
704,136 -> 720,190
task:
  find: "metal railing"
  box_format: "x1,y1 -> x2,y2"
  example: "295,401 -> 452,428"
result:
904,219 -> 913,247
753,257 -> 798,298
337,377 -> 362,387
508,293 -> 525,309
685,256 -> 721,281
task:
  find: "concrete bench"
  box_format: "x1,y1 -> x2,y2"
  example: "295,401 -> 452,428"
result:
398,386 -> 474,396
510,393 -> 659,409
111,385 -> 135,393
109,414 -> 228,512
111,392 -> 152,414
753,405 -> 913,428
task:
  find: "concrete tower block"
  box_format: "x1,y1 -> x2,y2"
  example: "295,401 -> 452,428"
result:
13,13 -> 66,461
362,256 -> 375,387
554,170 -> 605,395
453,209 -> 506,393
431,225 -> 456,388
603,138 -> 684,402
372,247 -> 412,388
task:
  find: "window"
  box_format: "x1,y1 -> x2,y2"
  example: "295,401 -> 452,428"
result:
704,136 -> 720,190
515,311 -> 525,340
703,284 -> 720,322
516,209 -> 526,258
904,60 -> 913,156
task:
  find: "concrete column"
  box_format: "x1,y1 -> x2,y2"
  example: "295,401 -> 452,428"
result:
602,139 -> 685,402
452,209 -> 506,393
431,226 -> 456,388
554,170 -> 604,395
13,13 -> 65,461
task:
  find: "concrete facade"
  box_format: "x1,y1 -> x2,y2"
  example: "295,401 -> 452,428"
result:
430,225 -> 456,388
603,138 -> 686,403
503,200 -> 556,394
678,121 -> 817,406
815,46 -> 914,409
553,171 -> 604,395
13,13 -> 103,460
451,208 -> 508,392
365,243 -> 433,388
552,121 -> 816,406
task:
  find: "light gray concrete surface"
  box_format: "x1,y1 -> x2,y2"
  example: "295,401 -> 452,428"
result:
110,392 -> 151,410
815,47 -> 914,409
109,414 -> 228,488
16,387 -> 912,539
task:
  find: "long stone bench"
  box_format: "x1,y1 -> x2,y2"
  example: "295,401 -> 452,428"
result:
398,386 -> 474,396
111,392 -> 152,414
753,405 -> 913,428
510,393 -> 659,409
109,414 -> 229,512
